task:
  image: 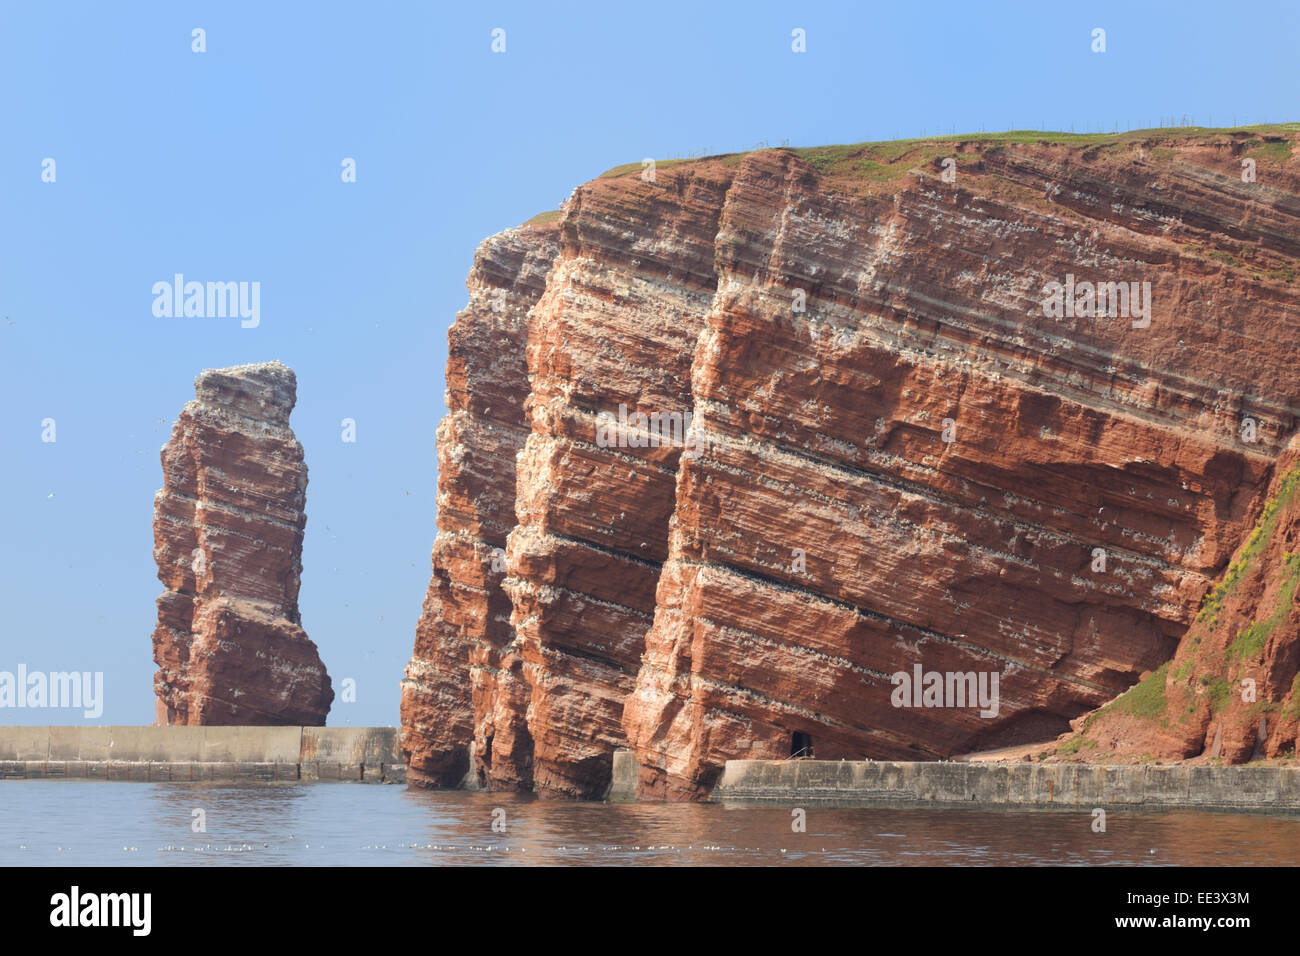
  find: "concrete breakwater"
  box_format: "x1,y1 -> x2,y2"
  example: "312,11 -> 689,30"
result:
708,758 -> 1300,811
0,726 -> 405,783
9,731 -> 1296,811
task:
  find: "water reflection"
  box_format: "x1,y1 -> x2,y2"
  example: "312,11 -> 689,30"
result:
2,781 -> 1299,866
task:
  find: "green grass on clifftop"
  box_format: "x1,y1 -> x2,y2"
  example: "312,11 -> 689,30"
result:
1248,139 -> 1294,162
592,123 -> 1300,186
523,209 -> 562,226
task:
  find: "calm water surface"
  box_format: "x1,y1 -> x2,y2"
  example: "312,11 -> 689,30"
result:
3,781 -> 1300,866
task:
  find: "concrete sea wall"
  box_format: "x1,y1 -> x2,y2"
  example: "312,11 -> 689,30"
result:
0,726 -> 405,784
606,748 -> 639,800
710,758 -> 1300,811
9,732 -> 1296,810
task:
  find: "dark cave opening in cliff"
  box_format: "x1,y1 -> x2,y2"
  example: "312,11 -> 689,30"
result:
791,732 -> 814,758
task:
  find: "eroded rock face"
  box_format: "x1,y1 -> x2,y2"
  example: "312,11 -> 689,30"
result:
399,225 -> 560,788
1063,437 -> 1300,763
501,166 -> 736,797
405,129 -> 1300,797
152,360 -> 333,726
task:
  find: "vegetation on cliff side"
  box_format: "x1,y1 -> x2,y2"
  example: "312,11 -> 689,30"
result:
1198,465 -> 1300,627
583,124 -> 1299,215
1058,459 -> 1300,758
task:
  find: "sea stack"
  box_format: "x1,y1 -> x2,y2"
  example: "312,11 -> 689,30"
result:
151,360 -> 333,726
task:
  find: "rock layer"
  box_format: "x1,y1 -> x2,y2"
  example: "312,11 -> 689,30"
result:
400,225 -> 559,788
152,360 -> 332,726
501,164 -> 736,797
404,127 -> 1300,798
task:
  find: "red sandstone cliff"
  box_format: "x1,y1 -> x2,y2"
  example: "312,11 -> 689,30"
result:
152,360 -> 333,726
404,127 -> 1300,797
400,227 -> 560,787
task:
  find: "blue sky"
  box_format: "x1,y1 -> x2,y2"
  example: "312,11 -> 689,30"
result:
1,0 -> 1297,727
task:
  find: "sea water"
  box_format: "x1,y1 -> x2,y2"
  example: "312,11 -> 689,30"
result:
3,780 -> 1300,866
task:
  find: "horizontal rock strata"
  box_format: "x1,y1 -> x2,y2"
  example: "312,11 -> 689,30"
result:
152,361 -> 333,726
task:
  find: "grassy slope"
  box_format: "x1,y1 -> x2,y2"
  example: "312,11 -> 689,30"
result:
1062,461 -> 1300,761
